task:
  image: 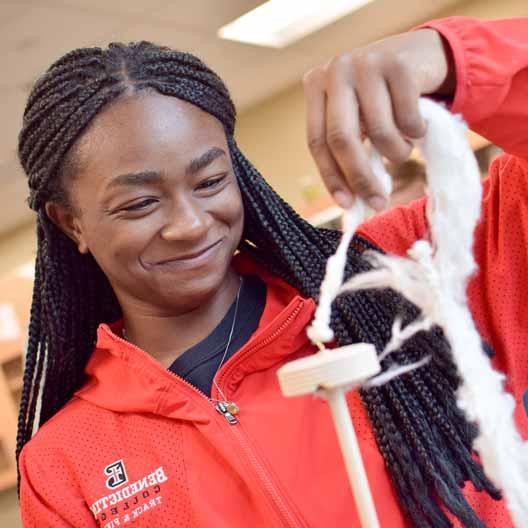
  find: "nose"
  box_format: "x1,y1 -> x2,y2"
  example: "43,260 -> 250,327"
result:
160,197 -> 209,243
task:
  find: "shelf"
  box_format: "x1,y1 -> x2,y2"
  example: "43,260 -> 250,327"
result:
0,262 -> 33,493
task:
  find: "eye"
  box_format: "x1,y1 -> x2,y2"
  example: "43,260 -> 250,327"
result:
121,198 -> 158,212
196,174 -> 227,191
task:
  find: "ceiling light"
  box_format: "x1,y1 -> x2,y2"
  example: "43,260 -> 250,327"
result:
218,0 -> 374,48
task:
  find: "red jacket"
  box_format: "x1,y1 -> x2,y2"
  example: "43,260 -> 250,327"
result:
20,17 -> 528,528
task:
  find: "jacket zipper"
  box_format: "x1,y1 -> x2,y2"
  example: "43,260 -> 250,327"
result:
108,299 -> 306,528
211,300 -> 306,528
214,300 -> 305,393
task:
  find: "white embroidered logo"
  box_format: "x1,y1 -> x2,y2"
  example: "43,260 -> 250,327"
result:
104,459 -> 128,489
90,465 -> 169,526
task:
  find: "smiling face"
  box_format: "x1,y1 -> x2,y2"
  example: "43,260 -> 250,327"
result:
48,91 -> 244,316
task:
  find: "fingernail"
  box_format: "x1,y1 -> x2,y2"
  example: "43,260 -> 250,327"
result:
333,190 -> 353,209
367,195 -> 388,211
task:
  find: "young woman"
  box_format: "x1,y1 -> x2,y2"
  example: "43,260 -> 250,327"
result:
16,15 -> 527,528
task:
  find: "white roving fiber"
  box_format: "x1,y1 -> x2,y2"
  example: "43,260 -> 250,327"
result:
308,97 -> 528,526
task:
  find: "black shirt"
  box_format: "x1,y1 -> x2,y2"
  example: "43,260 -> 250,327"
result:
167,275 -> 267,396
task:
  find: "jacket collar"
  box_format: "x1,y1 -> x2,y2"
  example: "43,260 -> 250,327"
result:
74,253 -> 316,422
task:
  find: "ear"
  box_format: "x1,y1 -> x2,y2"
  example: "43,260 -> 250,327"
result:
45,202 -> 89,254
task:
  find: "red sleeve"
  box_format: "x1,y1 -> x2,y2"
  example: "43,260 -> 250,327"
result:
423,17 -> 528,159
357,197 -> 428,256
19,442 -> 97,527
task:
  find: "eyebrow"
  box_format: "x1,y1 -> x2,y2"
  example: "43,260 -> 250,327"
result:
185,147 -> 227,176
106,147 -> 227,191
106,170 -> 162,191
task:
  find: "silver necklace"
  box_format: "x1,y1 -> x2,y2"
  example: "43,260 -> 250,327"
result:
122,276 -> 243,424
211,276 -> 243,424
212,277 -> 242,396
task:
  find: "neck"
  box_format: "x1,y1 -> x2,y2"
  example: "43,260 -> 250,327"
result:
120,269 -> 241,367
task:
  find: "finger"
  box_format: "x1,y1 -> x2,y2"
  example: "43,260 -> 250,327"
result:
385,62 -> 426,139
325,61 -> 387,209
355,65 -> 413,164
303,68 -> 352,209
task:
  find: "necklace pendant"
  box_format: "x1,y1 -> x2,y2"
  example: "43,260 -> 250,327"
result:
225,401 -> 240,415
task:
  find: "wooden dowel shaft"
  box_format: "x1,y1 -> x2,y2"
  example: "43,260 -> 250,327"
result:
326,387 -> 380,528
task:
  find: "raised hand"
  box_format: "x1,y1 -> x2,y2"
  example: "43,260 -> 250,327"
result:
303,28 -> 455,210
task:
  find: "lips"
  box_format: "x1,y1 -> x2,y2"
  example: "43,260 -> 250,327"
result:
153,239 -> 223,266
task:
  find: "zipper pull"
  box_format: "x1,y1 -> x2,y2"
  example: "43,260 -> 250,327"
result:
215,401 -> 239,424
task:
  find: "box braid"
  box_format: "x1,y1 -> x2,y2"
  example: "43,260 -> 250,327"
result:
17,41 -> 500,527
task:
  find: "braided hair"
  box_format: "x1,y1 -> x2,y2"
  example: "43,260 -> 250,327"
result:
17,41 -> 500,527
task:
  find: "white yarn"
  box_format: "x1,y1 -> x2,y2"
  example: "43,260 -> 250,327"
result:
306,146 -> 391,344
309,97 -> 528,526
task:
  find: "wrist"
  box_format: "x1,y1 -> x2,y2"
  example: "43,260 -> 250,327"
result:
434,32 -> 456,98
411,28 -> 457,100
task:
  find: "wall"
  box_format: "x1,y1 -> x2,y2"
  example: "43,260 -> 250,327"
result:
0,221 -> 36,279
0,488 -> 20,527
235,83 -> 322,213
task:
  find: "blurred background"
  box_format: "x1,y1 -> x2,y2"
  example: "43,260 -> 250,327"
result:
0,0 -> 525,524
